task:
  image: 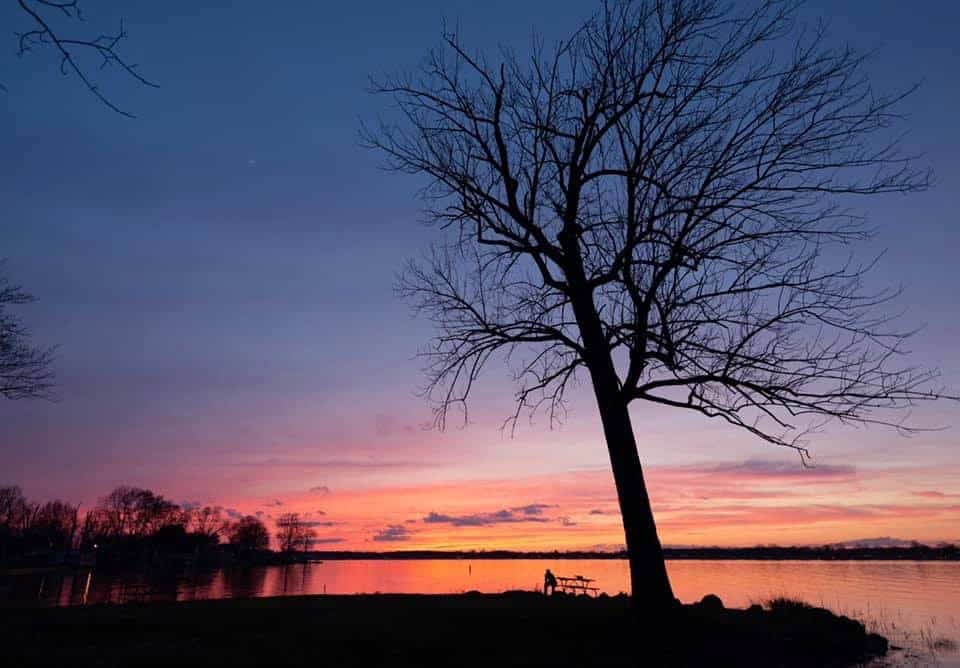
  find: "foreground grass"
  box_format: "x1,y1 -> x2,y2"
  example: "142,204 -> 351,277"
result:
2,592 -> 887,667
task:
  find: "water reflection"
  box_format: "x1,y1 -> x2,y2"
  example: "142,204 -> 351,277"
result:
221,566 -> 267,600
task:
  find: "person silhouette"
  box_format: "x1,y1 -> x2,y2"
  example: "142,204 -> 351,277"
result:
543,569 -> 557,596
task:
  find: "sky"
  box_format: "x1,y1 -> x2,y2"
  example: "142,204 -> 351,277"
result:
1,0 -> 958,550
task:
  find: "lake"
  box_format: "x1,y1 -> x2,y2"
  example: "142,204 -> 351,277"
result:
3,559 -> 958,664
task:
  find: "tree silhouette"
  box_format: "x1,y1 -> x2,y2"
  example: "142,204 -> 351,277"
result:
275,513 -> 316,554
1,272 -> 54,400
4,3 -> 157,404
0,486 -> 31,559
228,515 -> 270,553
0,487 -> 78,559
81,485 -> 181,544
367,0 -> 953,609
189,506 -> 228,541
28,499 -> 79,550
9,0 -> 157,117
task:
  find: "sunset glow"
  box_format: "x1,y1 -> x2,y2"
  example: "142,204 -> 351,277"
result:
190,460 -> 957,551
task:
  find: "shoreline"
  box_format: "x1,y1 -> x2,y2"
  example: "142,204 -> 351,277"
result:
3,545 -> 955,577
309,552 -> 960,562
306,545 -> 960,561
2,591 -> 888,667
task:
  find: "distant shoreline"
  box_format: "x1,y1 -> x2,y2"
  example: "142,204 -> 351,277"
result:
306,545 -> 959,561
3,545 -> 956,577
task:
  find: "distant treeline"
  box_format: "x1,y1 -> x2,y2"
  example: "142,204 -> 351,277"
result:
662,545 -> 960,561
0,485 -> 317,568
308,545 -> 959,561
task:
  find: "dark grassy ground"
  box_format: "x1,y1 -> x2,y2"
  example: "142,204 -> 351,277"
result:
2,592 -> 887,667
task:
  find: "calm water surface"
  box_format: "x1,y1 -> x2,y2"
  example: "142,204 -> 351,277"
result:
3,560 -> 958,664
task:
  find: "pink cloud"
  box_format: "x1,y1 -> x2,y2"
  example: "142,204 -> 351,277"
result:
373,524 -> 414,542
911,490 -> 960,499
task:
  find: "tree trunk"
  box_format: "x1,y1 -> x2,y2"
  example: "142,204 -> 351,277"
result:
588,358 -> 675,610
560,224 -> 674,610
564,287 -> 674,610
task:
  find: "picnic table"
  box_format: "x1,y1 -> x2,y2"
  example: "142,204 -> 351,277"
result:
554,574 -> 600,596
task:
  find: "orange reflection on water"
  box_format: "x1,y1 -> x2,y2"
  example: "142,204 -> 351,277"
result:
4,560 -> 958,656
249,559 -> 960,621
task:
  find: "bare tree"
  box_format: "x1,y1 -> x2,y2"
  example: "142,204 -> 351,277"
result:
367,0 -> 954,610
0,486 -> 31,532
228,515 -> 270,553
275,513 -> 316,554
0,487 -> 78,558
1,272 -> 54,400
84,485 -> 180,541
9,0 -> 157,117
28,499 -> 79,550
0,486 -> 32,561
190,506 -> 228,542
3,4 -> 157,403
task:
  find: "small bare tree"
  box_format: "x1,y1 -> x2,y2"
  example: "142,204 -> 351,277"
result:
275,513 -> 316,554
9,0 -> 157,117
189,506 -> 228,542
367,0 -> 954,610
1,272 -> 54,400
228,515 -> 270,553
